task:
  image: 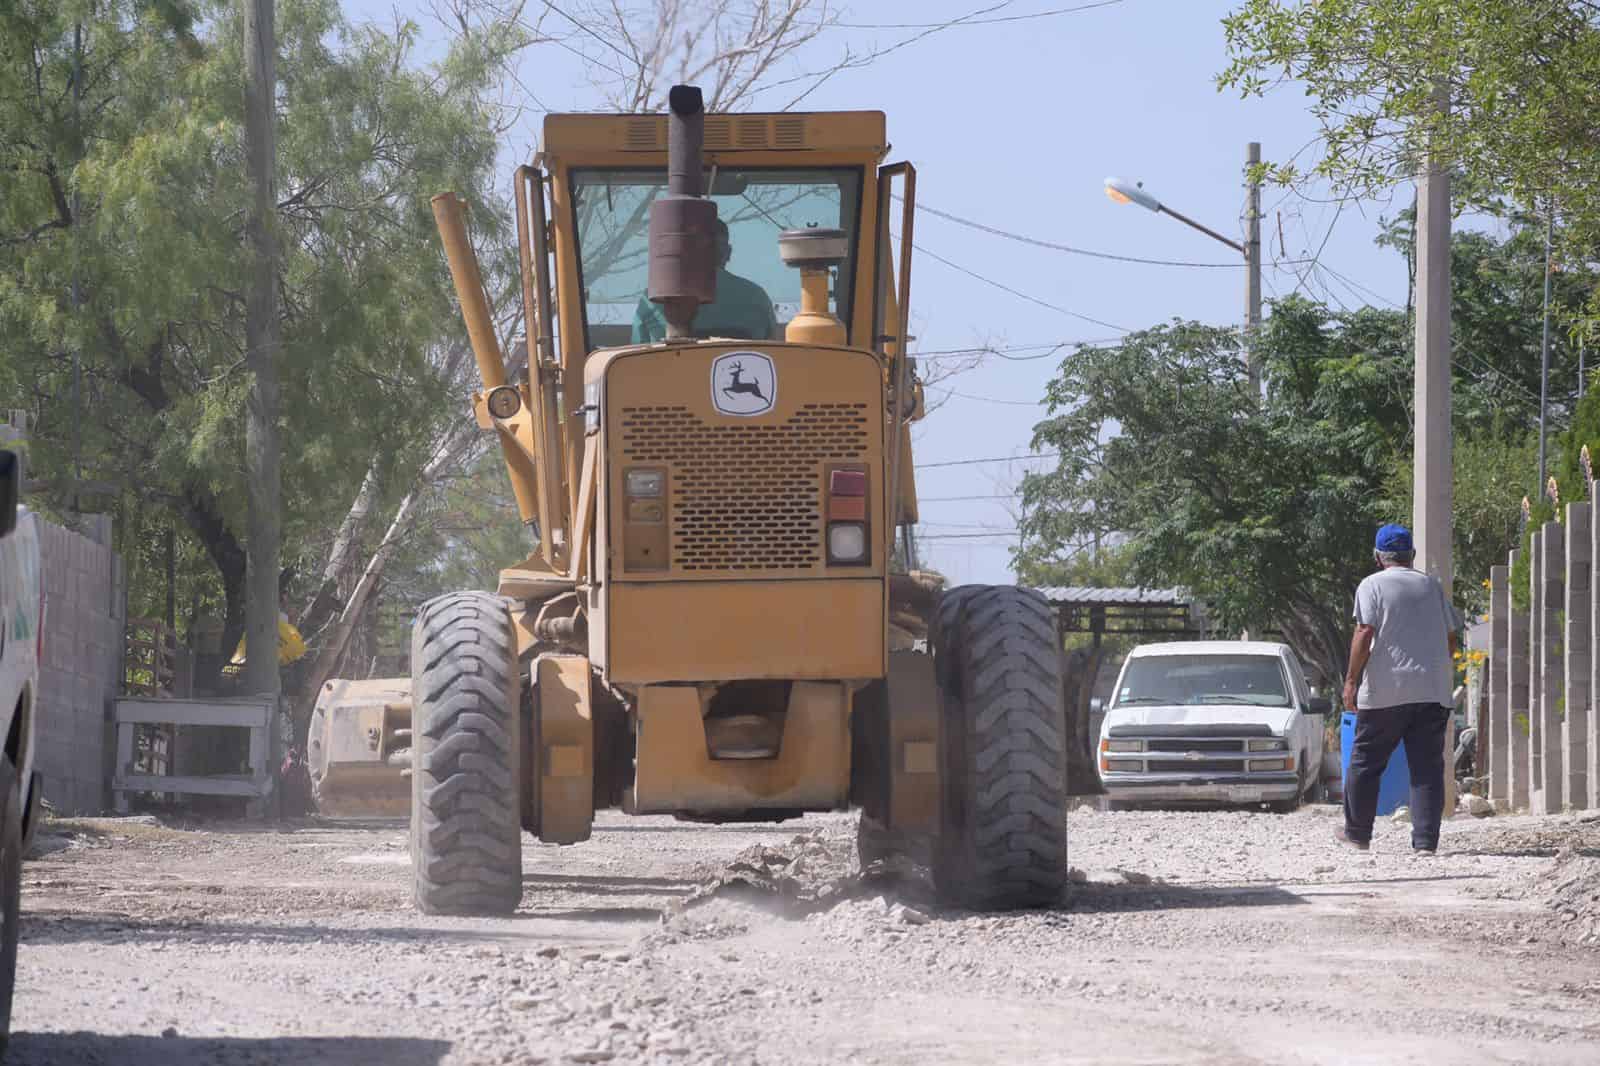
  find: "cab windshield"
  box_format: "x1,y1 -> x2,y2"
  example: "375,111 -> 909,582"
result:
569,167 -> 862,350
1113,654 -> 1292,709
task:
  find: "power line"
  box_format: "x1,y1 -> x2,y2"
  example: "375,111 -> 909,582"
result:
917,452 -> 1061,469
914,339 -> 1120,361
917,532 -> 1022,541
920,494 -> 1020,501
927,385 -> 1043,407
910,197 -> 1259,268
833,1 -> 1130,28
912,242 -> 1131,332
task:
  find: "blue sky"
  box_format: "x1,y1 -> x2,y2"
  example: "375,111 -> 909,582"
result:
345,0 -> 1419,584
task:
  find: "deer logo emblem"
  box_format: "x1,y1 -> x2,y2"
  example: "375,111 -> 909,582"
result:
710,352 -> 776,416
723,361 -> 768,403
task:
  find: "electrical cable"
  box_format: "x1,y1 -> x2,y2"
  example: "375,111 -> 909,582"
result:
907,196 -> 1266,268
926,385 -> 1043,407
917,452 -> 1061,469
832,1 -> 1129,28
911,242 -> 1131,331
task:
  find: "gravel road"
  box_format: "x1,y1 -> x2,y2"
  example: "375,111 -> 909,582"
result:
9,802 -> 1599,1065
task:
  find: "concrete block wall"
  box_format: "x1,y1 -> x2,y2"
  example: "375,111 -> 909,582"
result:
1489,564 -> 1509,807
1535,521 -> 1564,813
33,517 -> 124,815
1506,551 -> 1530,812
1568,504 -> 1591,811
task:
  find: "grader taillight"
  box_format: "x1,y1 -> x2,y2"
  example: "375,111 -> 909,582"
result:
826,466 -> 868,565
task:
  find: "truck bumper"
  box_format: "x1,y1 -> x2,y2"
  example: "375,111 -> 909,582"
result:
1102,771 -> 1300,806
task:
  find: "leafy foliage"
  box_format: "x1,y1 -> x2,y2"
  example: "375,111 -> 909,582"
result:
1017,302 -> 1411,687
0,0 -> 517,677
1220,2 -> 1600,245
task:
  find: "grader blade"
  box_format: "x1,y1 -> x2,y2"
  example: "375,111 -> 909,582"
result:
307,678 -> 413,817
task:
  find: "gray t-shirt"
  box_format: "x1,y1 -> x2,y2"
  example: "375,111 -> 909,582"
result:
1352,566 -> 1456,709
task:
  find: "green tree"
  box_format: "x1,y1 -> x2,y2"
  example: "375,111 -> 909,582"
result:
1220,2 -> 1600,253
0,0 -> 518,684
1017,302 -> 1413,689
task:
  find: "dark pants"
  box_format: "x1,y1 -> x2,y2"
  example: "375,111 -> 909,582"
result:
1343,702 -> 1450,850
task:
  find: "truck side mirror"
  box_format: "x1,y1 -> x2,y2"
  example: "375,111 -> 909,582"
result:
1308,696 -> 1332,715
0,450 -> 17,538
1089,697 -> 1104,716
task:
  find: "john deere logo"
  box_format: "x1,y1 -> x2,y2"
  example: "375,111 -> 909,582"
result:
711,351 -> 776,417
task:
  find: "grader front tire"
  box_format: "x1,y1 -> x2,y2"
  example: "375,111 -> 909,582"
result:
411,591 -> 524,916
932,585 -> 1069,910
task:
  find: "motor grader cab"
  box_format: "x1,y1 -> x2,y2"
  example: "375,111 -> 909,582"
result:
317,86 -> 1071,912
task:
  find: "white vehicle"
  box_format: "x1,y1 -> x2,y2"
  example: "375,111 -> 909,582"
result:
0,449 -> 42,1051
1096,641 -> 1329,812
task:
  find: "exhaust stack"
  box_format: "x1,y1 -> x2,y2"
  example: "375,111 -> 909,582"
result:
647,85 -> 718,339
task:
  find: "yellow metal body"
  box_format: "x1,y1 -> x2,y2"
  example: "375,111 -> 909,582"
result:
306,678 -> 412,817
884,651 -> 939,833
529,655 -> 594,844
784,269 -> 848,347
420,104 -> 933,832
626,682 -> 851,814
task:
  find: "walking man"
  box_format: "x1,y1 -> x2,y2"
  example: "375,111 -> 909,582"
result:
1340,524 -> 1459,852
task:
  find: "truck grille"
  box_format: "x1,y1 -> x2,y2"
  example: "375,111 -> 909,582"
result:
1147,758 -> 1246,773
619,403 -> 872,571
1147,738 -> 1240,753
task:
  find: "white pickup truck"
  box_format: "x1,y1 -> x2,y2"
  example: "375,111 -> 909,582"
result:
0,449 -> 41,1049
1096,640 -> 1330,812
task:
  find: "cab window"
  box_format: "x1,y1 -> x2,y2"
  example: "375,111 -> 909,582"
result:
569,167 -> 863,350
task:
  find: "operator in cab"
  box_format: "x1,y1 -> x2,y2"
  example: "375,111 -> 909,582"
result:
630,218 -> 779,342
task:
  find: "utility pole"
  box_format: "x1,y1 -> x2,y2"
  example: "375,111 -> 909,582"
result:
1245,142 -> 1263,398
1537,209 -> 1554,494
243,0 -> 282,757
1413,92 -> 1453,598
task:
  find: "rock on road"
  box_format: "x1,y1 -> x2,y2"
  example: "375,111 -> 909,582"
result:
9,804 -> 1600,1065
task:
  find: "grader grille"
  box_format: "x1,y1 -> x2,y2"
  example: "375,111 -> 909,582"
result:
618,402 -> 871,571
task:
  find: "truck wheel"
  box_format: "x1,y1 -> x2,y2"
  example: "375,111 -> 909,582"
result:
932,585 -> 1068,909
411,591 -> 523,915
0,754 -> 22,1054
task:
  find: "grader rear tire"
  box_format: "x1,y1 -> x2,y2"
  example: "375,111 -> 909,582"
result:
411,591 -> 523,916
932,585 -> 1068,909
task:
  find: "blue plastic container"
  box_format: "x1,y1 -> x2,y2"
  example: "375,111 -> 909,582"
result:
1340,711 -> 1412,816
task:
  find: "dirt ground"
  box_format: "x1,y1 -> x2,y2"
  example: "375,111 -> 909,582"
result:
8,802 -> 1600,1065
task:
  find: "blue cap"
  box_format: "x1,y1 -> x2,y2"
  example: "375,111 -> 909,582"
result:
1375,523 -> 1413,552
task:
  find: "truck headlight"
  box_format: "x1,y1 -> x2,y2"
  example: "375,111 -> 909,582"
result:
1102,739 -> 1144,753
1249,757 -> 1292,772
1247,738 -> 1287,752
827,521 -> 866,563
1103,758 -> 1142,772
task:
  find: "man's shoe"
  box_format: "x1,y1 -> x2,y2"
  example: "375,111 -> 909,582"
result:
1336,828 -> 1370,851
1412,845 -> 1437,855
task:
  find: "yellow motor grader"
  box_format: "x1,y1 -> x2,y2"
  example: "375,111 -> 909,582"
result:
312,86 -> 1071,912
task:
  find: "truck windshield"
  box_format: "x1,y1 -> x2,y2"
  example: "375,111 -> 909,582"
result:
1114,654 -> 1292,708
569,167 -> 862,350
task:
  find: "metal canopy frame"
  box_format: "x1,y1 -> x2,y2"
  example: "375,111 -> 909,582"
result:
1037,588 -> 1203,643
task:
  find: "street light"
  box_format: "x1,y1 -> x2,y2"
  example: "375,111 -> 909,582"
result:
1104,175 -> 1244,254
1103,144 -> 1263,396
